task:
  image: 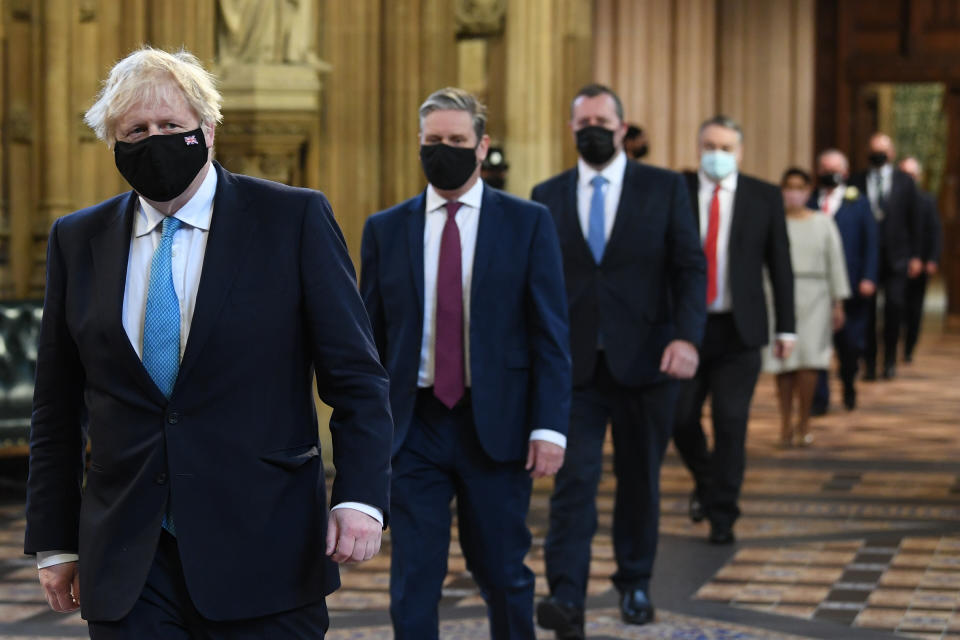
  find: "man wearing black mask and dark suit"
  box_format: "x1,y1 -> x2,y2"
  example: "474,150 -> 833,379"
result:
531,84 -> 705,637
361,87 -> 571,640
898,156 -> 942,363
672,115 -> 795,546
810,149 -> 878,412
849,133 -> 923,380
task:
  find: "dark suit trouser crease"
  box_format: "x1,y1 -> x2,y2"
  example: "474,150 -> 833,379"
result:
87,531 -> 329,640
673,313 -> 761,529
866,264 -> 908,370
390,390 -> 535,640
904,272 -> 928,359
543,353 -> 678,608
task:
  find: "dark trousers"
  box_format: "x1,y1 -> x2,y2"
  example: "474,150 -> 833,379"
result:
390,390 -> 535,640
904,272 -> 928,359
865,270 -> 907,370
88,531 -> 329,639
815,295 -> 871,408
673,313 -> 761,529
543,353 -> 678,608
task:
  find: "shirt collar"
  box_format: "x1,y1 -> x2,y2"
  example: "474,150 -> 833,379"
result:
135,165 -> 218,238
698,167 -> 739,192
577,151 -> 627,189
425,178 -> 485,214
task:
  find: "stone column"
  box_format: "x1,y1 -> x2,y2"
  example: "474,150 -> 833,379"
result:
505,0 -> 593,199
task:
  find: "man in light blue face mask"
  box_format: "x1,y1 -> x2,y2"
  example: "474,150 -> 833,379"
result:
672,115 -> 796,546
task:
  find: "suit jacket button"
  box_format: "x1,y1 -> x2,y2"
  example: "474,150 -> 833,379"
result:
166,412 -> 179,425
155,472 -> 167,484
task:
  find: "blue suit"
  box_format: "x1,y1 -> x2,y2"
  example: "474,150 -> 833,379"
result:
360,184 -> 571,639
810,188 -> 878,407
25,163 -> 393,628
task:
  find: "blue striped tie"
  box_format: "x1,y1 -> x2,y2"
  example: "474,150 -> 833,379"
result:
142,215 -> 182,534
587,175 -> 607,263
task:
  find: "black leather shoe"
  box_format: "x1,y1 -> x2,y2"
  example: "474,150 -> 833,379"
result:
843,385 -> 856,410
536,597 -> 584,639
883,363 -> 896,379
708,522 -> 736,545
619,588 -> 655,625
688,492 -> 705,523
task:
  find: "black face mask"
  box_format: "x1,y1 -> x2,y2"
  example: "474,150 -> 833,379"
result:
630,144 -> 649,160
868,151 -> 888,168
420,143 -> 478,191
817,172 -> 843,189
576,126 -> 617,165
114,128 -> 208,202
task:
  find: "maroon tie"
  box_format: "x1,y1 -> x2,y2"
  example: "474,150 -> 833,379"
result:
434,201 -> 464,409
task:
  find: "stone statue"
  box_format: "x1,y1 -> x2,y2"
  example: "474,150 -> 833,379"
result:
217,0 -> 320,66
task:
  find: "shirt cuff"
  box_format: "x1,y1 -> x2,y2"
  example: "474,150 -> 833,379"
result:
529,429 -> 567,449
37,551 -> 79,569
331,502 -> 384,526
775,333 -> 797,343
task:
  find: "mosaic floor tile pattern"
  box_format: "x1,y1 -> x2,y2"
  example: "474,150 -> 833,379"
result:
0,310 -> 956,638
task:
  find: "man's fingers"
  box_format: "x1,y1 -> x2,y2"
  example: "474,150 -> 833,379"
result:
525,444 -> 536,471
325,515 -> 339,556
333,533 -> 356,563
72,572 -> 80,607
659,349 -> 673,373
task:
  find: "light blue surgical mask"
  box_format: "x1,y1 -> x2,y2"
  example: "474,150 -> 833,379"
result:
700,150 -> 738,181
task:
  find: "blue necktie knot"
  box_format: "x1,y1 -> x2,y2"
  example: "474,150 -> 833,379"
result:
587,175 -> 608,263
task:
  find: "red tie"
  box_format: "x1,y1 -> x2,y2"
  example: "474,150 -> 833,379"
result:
704,184 -> 721,306
434,201 -> 464,409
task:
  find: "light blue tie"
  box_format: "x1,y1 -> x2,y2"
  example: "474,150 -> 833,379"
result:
587,175 -> 607,263
142,215 -> 182,534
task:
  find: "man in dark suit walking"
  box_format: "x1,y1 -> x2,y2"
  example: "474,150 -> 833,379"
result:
849,133 -> 923,380
360,88 -> 571,640
898,156 -> 942,363
25,48 -> 393,638
672,116 -> 795,546
811,149 -> 878,412
531,84 -> 706,638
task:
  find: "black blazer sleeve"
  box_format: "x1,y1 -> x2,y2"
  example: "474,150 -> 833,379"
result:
359,218 -> 387,356
24,219 -> 86,554
667,172 -> 707,346
765,186 -> 796,335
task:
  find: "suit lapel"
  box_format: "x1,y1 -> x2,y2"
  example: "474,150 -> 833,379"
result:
602,162 -> 641,261
89,192 -> 168,405
471,186 -> 503,295
729,174 -> 748,252
176,164 -> 258,388
405,192 -> 426,315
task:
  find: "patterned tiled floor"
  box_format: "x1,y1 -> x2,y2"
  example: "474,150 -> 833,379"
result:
0,310 -> 957,638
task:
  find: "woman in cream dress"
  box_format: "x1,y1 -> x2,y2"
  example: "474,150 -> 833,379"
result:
766,168 -> 850,446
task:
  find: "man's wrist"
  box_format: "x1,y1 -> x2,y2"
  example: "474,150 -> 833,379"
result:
36,551 -> 79,569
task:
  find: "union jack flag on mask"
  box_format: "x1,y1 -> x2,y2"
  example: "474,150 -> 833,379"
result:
184,135 -> 198,145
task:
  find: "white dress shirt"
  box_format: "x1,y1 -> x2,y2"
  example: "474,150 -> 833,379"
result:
417,179 -> 565,449
818,185 -> 846,217
697,169 -> 738,313
38,167 -> 378,569
866,164 -> 892,220
576,151 -> 627,243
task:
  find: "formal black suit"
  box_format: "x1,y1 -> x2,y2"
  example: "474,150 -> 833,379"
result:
850,167 -> 921,372
904,189 -> 942,360
531,158 -> 705,606
673,171 -> 794,531
361,183 -> 571,639
25,163 -> 393,628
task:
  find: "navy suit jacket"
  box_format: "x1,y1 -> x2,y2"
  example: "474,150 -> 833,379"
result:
532,161 -> 706,387
918,190 -> 943,263
360,185 -> 571,462
850,168 -> 921,272
809,189 -> 878,294
24,163 -> 393,622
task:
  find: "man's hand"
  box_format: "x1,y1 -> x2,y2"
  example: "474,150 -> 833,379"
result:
926,261 -> 938,276
526,440 -> 564,479
908,257 -> 924,278
659,339 -> 699,379
858,279 -> 876,297
773,338 -> 795,360
39,561 -> 79,613
326,509 -> 382,564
